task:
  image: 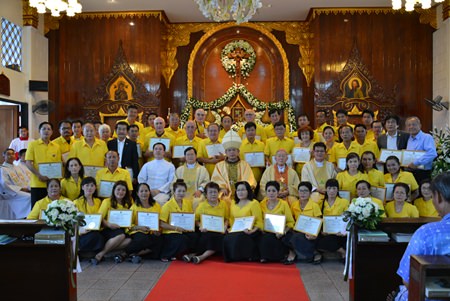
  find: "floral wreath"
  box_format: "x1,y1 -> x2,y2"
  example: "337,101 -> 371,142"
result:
221,40 -> 256,78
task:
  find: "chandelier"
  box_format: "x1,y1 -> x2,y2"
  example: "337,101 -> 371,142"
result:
392,0 -> 444,11
29,0 -> 82,17
194,0 -> 263,24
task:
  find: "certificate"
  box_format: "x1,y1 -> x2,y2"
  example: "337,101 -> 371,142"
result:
136,144 -> 142,157
272,154 -> 293,167
149,138 -> 170,151
200,214 -> 225,233
401,150 -> 426,167
294,215 -> 322,236
38,162 -> 62,179
170,213 -> 195,232
172,145 -> 191,158
379,149 -> 403,163
323,216 -> 347,234
108,210 -> 132,227
230,216 -> 255,233
292,147 -> 311,163
206,144 -> 225,158
98,180 -> 115,198
339,190 -> 351,201
385,183 -> 395,201
81,214 -> 102,231
263,214 -> 286,235
244,152 -> 265,167
337,157 -> 346,170
84,166 -> 103,178
370,186 -> 386,201
137,212 -> 159,231
126,167 -> 133,179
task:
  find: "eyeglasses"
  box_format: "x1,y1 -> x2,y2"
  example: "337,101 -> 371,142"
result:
298,189 -> 310,193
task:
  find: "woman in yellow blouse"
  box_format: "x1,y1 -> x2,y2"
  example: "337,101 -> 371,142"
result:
290,182 -> 323,264
336,152 -> 369,199
323,126 -> 336,157
94,180 -> 132,264
61,157 -> 84,200
361,151 -> 385,188
316,179 -> 349,261
186,182 -> 229,264
159,179 -> 198,262
259,181 -> 296,264
73,177 -> 104,259
223,181 -> 263,262
355,180 -> 386,216
384,156 -> 419,199
385,183 -> 419,218
294,126 -> 315,177
27,178 -> 66,219
414,180 -> 439,217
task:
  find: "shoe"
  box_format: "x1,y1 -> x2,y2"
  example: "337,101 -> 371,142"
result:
260,258 -> 268,263
90,258 -> 99,265
313,253 -> 322,265
192,256 -> 201,264
182,254 -> 192,263
283,255 -> 296,265
114,254 -> 124,264
130,255 -> 142,264
161,258 -> 169,262
170,257 -> 177,261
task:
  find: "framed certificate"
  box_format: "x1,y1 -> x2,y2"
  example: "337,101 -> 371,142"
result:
385,183 -> 395,201
84,166 -> 103,178
379,149 -> 403,163
292,147 -> 311,163
230,216 -> 255,232
271,154 -> 293,167
98,180 -> 115,198
294,215 -> 322,236
206,144 -> 225,158
173,145 -> 191,158
263,213 -> 286,235
322,216 -> 348,234
38,162 -> 62,179
337,157 -> 346,170
108,210 -> 132,227
339,190 -> 351,201
137,212 -> 159,231
244,152 -> 265,167
401,150 -> 425,167
81,214 -> 102,231
149,138 -> 170,151
370,186 -> 386,201
170,212 -> 195,232
200,214 -> 225,233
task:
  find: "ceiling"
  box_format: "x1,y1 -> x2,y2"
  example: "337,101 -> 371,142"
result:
79,0 -> 392,22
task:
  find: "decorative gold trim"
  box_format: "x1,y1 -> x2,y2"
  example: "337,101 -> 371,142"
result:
99,107 -> 142,123
72,11 -> 166,21
22,0 -> 39,28
187,22 -> 290,100
416,7 -> 438,29
443,0 -> 450,21
44,14 -> 63,34
307,7 -> 403,20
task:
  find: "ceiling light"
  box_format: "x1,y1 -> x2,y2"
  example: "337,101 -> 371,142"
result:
392,0 -> 444,11
29,0 -> 82,17
194,0 -> 263,24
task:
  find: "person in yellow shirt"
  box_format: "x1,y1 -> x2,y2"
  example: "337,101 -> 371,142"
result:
197,123 -> 224,176
259,181 -> 296,264
95,150 -> 133,197
361,109 -> 376,142
165,113 -> 186,139
52,120 -> 74,162
128,124 -> 145,168
238,109 -> 267,142
414,180 -> 438,217
141,112 -> 157,138
384,156 -> 419,199
239,122 -> 265,183
361,151 -> 385,188
264,109 -> 291,139
115,105 -> 145,138
293,126 -> 315,177
27,178 -> 65,219
72,120 -> 84,141
371,120 -> 384,143
336,153 -> 369,199
98,123 -> 112,143
219,115 -> 233,140
354,180 -> 386,216
329,125 -> 361,171
335,109 -> 355,130
144,117 -> 176,161
292,115 -> 323,144
315,110 -> 329,134
385,183 -> 419,218
174,120 -> 203,166
264,121 -> 295,165
323,126 -> 336,157
61,157 -> 84,200
354,124 -> 380,159
26,121 -> 62,206
191,108 -> 209,139
69,123 -> 108,170
223,181 -> 263,262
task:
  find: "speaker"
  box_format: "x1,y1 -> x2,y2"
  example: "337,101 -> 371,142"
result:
29,81 -> 48,92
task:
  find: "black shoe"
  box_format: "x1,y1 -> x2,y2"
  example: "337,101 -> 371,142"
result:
90,258 -> 99,265
313,253 -> 322,265
130,255 -> 142,264
114,254 -> 124,264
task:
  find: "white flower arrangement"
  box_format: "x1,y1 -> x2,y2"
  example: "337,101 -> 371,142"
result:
343,197 -> 384,230
432,126 -> 450,178
221,40 -> 256,78
44,199 -> 85,236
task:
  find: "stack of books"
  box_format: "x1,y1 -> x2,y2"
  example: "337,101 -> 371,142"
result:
391,232 -> 413,243
426,277 -> 450,298
34,228 -> 65,245
357,229 -> 390,242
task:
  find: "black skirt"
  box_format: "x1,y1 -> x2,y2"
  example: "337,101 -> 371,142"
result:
258,232 -> 289,261
223,231 -> 260,262
79,231 -> 105,253
196,231 -> 224,253
316,234 -> 346,252
288,232 -> 317,260
101,228 -> 125,241
125,232 -> 164,258
160,232 -> 199,259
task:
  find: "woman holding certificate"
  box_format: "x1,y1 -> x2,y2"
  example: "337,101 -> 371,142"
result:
94,181 -> 132,264
290,182 -> 322,264
61,157 -> 85,200
361,151 -> 385,188
414,180 -> 439,217
159,180 -> 198,262
73,177 -> 104,256
384,156 -> 419,199
27,178 -> 66,219
294,126 -> 315,177
336,152 -> 369,199
186,182 -> 228,264
385,183 -> 419,218
259,181 -> 296,264
223,181 -> 263,262
355,180 -> 386,215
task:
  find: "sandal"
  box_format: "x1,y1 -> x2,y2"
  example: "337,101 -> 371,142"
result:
312,253 -> 322,265
114,254 -> 124,264
90,258 -> 99,265
129,255 -> 142,264
182,254 -> 192,263
192,256 -> 201,264
161,258 -> 169,262
283,255 -> 296,265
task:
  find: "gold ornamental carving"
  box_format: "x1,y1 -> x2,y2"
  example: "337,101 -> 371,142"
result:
308,7 -> 403,20
416,7 -> 438,29
443,0 -> 450,20
22,0 -> 39,28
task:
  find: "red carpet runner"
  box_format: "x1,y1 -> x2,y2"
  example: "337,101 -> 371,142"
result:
146,259 -> 309,301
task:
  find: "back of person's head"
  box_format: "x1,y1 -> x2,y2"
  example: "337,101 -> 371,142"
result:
431,172 -> 450,203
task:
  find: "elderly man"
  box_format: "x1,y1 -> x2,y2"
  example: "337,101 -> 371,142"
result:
95,150 -> 133,198
144,116 -> 175,161
138,143 -> 175,206
52,120 -> 74,162
237,109 -> 267,142
198,123 -> 225,176
174,120 -> 203,154
165,113 -> 185,139
192,108 -> 209,139
0,166 -> 30,219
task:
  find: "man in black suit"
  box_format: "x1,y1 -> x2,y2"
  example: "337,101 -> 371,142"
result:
377,114 -> 409,150
107,121 -> 139,183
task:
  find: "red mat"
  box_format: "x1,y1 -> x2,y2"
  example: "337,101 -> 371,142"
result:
146,259 -> 309,301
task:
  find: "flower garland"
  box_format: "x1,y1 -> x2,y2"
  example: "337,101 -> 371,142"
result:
181,83 -> 296,132
431,126 -> 450,178
221,40 -> 256,78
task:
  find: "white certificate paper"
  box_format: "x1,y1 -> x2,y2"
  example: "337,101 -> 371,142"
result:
149,138 -> 170,151
38,162 -> 63,179
370,187 -> 386,201
137,212 -> 159,231
84,166 -> 103,178
230,216 -> 255,232
108,210 -> 132,227
339,190 -> 351,201
294,215 -> 322,236
337,158 -> 347,170
136,144 -> 142,157
264,213 -> 286,234
170,212 -> 195,231
323,216 -> 348,234
201,214 -> 225,233
172,145 -> 191,158
81,214 -> 102,231
379,149 -> 403,163
401,150 -> 426,167
206,144 -> 225,158
292,147 -> 311,163
126,168 -> 133,179
385,183 -> 395,201
244,152 -> 265,167
98,180 -> 115,198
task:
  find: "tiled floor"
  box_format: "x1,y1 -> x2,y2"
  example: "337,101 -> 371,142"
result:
77,258 -> 349,301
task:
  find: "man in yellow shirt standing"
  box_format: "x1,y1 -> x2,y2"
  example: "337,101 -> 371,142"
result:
52,120 -> 74,163
144,117 -> 175,161
264,109 -> 290,139
315,110 -> 329,134
192,108 -> 209,139
116,105 -> 144,136
237,109 -> 267,142
165,113 -> 185,139
141,111 -> 157,138
329,125 -> 361,171
264,121 -> 295,166
197,123 -> 224,176
239,122 -> 265,183
354,124 -> 380,159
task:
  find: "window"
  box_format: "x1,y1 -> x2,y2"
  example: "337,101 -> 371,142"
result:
1,18 -> 22,72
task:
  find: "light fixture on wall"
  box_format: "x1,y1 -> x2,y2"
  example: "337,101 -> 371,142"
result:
29,0 -> 82,17
194,0 -> 263,24
392,0 -> 444,11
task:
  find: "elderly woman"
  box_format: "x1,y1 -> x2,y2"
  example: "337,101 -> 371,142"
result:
385,183 -> 419,218
27,178 -> 66,219
98,123 -> 112,142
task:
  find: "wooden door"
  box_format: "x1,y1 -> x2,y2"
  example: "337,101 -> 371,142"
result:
0,105 -> 19,164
